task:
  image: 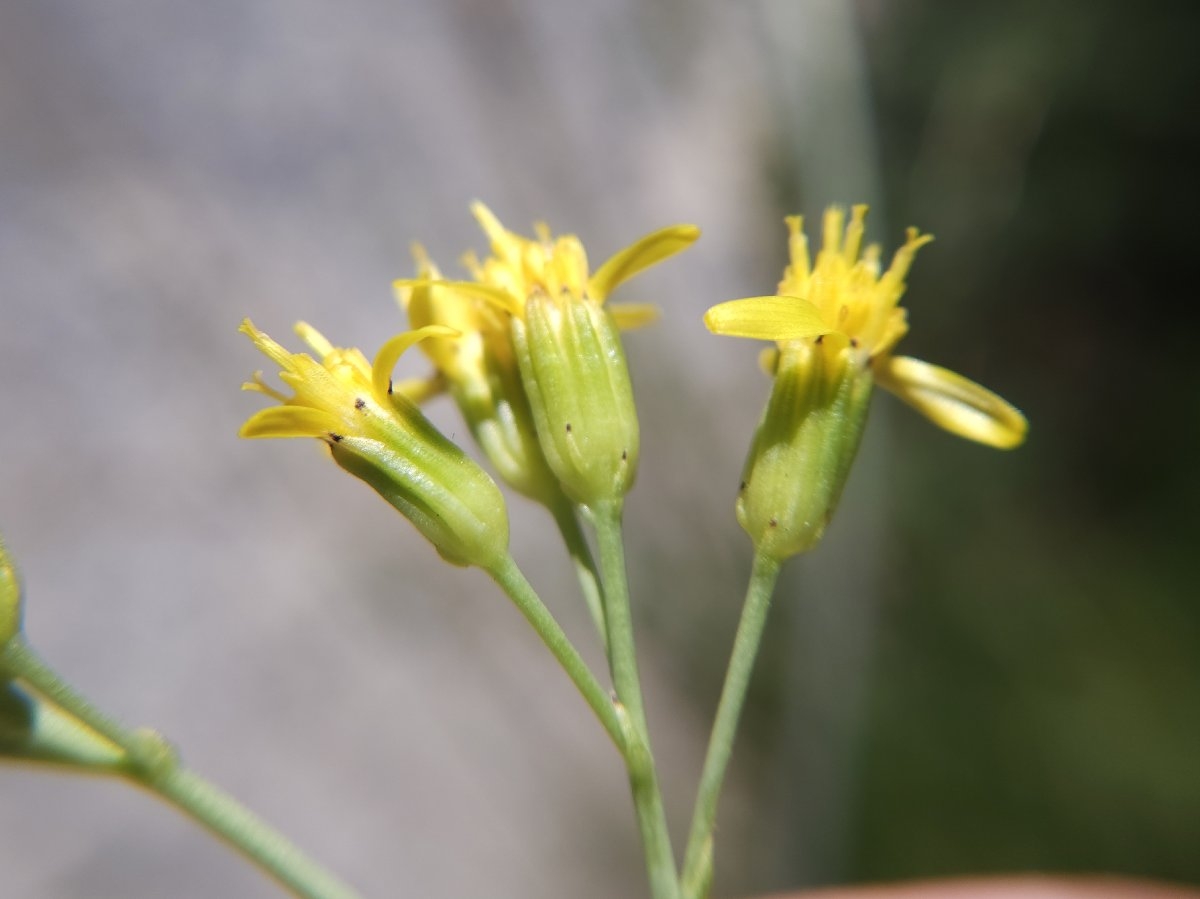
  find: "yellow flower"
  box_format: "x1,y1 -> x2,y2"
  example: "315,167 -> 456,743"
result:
398,203 -> 700,511
239,319 -> 510,570
705,205 -> 1027,449
399,245 -> 494,397
705,207 -> 1027,561
396,243 -> 560,505
452,201 -> 692,327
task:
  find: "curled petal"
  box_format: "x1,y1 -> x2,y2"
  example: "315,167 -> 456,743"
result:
704,296 -> 830,341
608,302 -> 660,331
874,355 -> 1028,450
588,224 -> 700,302
371,326 -> 460,402
240,406 -> 340,439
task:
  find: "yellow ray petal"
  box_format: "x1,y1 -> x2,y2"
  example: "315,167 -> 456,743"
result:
392,278 -> 522,316
294,321 -> 334,358
874,355 -> 1028,449
469,201 -> 524,264
703,296 -> 830,341
242,371 -> 287,402
371,326 -> 459,401
239,319 -> 293,371
588,224 -> 700,302
240,406 -> 341,439
608,302 -> 660,331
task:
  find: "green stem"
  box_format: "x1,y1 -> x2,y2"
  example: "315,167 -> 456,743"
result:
143,767 -> 361,899
3,638 -> 144,756
591,504 -> 679,899
1,638 -> 364,899
486,555 -> 624,751
548,497 -> 608,654
680,551 -> 781,899
1,681 -> 128,773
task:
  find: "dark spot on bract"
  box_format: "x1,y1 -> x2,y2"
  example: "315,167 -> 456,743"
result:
739,481 -> 747,492
354,397 -> 366,410
387,379 -> 394,395
565,423 -> 572,433
621,449 -> 627,461
849,338 -> 859,348
329,433 -> 344,443
815,335 -> 824,345
768,517 -> 778,528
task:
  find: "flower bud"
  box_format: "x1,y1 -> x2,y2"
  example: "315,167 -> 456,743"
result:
736,341 -> 873,562
513,293 -> 638,510
0,538 -> 21,646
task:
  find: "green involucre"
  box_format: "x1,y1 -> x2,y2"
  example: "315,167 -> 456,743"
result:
513,296 -> 639,510
736,343 -> 874,561
330,428 -> 510,571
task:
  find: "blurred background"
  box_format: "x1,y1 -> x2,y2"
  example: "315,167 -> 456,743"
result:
1,0 -> 1197,897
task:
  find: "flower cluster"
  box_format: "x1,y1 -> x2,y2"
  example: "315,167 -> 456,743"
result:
241,204 -> 699,563
1,201 -> 1031,899
241,202 -> 1025,566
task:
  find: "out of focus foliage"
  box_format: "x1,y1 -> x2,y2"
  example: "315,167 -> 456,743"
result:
845,0 -> 1200,885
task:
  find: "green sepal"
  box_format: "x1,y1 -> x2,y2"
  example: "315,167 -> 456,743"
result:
330,430 -> 510,571
448,335 -> 564,508
513,296 -> 639,509
737,344 -> 874,561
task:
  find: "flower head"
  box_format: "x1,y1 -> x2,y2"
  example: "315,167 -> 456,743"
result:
239,319 -> 510,570
396,244 -> 561,505
397,204 -> 700,511
705,206 -> 1027,449
706,207 -> 1027,561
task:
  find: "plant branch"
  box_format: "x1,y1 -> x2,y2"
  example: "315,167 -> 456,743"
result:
680,551 -> 781,898
591,503 -> 679,899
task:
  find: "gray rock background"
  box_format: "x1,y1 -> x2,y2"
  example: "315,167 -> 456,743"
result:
0,2 -> 884,897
